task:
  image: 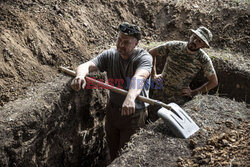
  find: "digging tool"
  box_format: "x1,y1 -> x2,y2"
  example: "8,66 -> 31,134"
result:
59,66 -> 199,139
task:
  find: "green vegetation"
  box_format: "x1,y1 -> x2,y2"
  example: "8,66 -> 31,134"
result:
139,41 -> 165,51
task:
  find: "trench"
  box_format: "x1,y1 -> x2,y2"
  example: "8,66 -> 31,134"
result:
87,56 -> 249,166
0,0 -> 249,166
191,58 -> 250,104
0,56 -> 249,167
152,56 -> 250,104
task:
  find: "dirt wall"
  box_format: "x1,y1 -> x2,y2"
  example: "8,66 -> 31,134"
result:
0,0 -> 249,166
155,0 -> 249,54
0,75 -> 108,167
0,0 -> 162,106
1,0 -> 249,106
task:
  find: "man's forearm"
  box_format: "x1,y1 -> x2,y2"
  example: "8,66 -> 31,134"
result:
192,81 -> 217,96
76,61 -> 97,77
192,74 -> 218,96
149,48 -> 158,77
126,76 -> 145,101
76,64 -> 89,77
152,56 -> 157,76
192,83 -> 210,96
125,68 -> 150,102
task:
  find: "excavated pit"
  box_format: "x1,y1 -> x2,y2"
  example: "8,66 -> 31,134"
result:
202,59 -> 249,101
0,75 -> 110,167
0,55 -> 249,167
0,0 -> 249,166
154,54 -> 250,104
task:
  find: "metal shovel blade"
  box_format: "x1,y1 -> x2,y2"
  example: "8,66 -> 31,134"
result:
157,103 -> 199,139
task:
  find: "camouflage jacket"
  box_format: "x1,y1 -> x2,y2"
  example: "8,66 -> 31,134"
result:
157,41 -> 215,96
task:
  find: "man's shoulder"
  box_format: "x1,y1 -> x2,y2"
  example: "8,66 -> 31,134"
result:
165,40 -> 186,46
131,48 -> 152,64
197,49 -> 212,64
162,41 -> 187,51
198,49 -> 210,59
99,48 -> 119,59
135,48 -> 151,58
136,47 -> 149,54
103,47 -> 117,55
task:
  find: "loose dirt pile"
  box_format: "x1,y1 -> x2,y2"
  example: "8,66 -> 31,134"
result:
178,121 -> 249,167
110,95 -> 249,167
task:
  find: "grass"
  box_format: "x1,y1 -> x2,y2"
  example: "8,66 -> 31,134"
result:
138,41 -> 165,51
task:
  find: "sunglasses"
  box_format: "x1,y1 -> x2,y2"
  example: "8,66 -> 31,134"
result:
119,24 -> 139,35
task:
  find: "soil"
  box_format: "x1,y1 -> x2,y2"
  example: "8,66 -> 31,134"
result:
0,0 -> 249,106
0,0 -> 249,166
110,95 -> 249,167
0,75 -> 110,167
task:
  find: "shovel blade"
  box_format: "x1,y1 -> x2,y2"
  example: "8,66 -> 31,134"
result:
157,103 -> 199,139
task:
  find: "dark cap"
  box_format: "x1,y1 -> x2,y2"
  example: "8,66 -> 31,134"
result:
118,22 -> 141,40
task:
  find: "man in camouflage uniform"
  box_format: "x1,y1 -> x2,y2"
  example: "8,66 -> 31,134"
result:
149,26 -> 218,104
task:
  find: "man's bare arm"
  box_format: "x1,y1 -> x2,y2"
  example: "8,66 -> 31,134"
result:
181,74 -> 218,97
75,61 -> 98,77
192,73 -> 218,96
121,69 -> 150,116
149,47 -> 159,78
71,61 -> 98,91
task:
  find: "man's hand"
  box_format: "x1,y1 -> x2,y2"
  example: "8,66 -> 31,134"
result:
71,61 -> 98,91
181,74 -> 218,97
71,76 -> 87,91
153,73 -> 163,83
152,73 -> 162,80
181,87 -> 197,97
121,69 -> 150,116
121,97 -> 135,116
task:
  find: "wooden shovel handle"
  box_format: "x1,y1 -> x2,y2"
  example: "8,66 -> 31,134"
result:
59,66 -> 171,110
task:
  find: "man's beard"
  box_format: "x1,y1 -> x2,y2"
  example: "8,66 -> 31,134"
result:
187,42 -> 199,52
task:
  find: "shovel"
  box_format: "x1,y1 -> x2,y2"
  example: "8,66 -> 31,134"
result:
59,66 -> 199,138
